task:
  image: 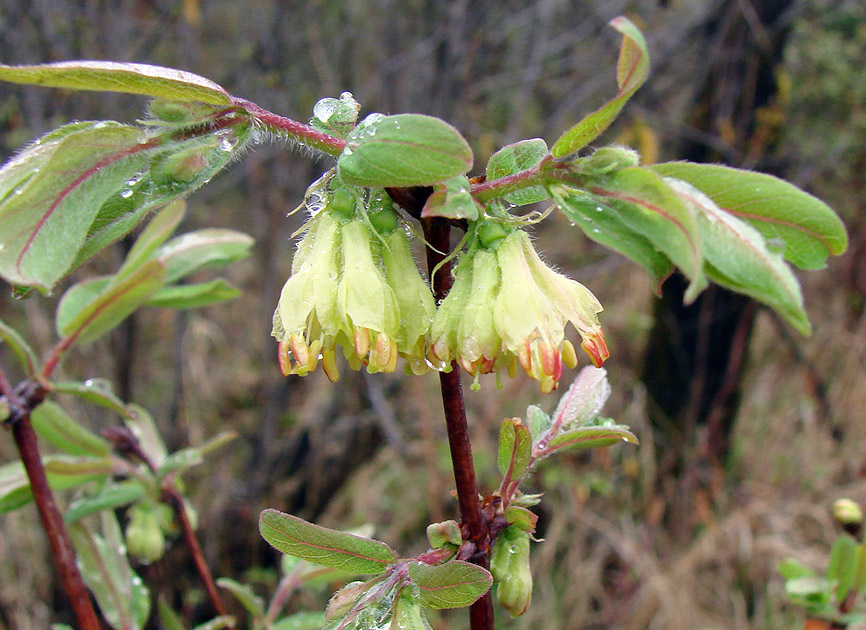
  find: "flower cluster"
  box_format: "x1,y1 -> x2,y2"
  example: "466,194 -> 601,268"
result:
273,182 -> 608,391
272,185 -> 436,381
429,226 -> 608,393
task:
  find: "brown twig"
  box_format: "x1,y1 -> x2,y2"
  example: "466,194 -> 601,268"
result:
161,485 -> 230,620
2,372 -> 101,630
422,217 -> 494,630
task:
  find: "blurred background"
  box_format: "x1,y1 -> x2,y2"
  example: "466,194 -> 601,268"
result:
0,0 -> 864,628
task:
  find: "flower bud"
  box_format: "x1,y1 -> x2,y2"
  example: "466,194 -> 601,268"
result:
426,520 -> 463,548
490,525 -> 532,617
832,498 -> 863,527
325,580 -> 370,621
125,502 -> 166,564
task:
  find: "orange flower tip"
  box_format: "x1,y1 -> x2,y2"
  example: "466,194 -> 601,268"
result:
518,341 -> 532,373
562,339 -> 578,370
278,339 -> 292,376
322,349 -> 340,382
540,341 -> 556,377
581,332 -> 610,368
290,334 -> 310,368
480,356 -> 495,374
354,328 -> 370,358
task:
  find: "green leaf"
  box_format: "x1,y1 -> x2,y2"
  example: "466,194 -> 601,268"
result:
117,200 -> 186,279
551,17 -> 649,157
407,560 -> 493,609
69,122 -> 252,276
828,536 -> 859,604
216,577 -> 265,619
191,617 -> 236,630
664,176 -> 810,335
778,558 -> 816,581
65,480 -> 147,524
651,162 -> 848,269
56,259 -> 167,346
338,113 -> 473,187
156,597 -> 185,630
158,431 -> 237,477
147,279 -> 242,310
271,612 -> 328,630
504,506 -> 538,533
525,406 -> 551,444
0,455 -> 112,514
486,138 -> 549,205
51,378 -> 129,418
0,61 -> 231,104
0,316 -> 38,376
549,185 -> 673,293
546,425 -> 638,453
550,366 -> 612,432
576,167 -> 705,300
259,509 -> 396,575
420,176 -> 481,220
125,404 -> 167,469
70,512 -> 150,630
497,418 -> 532,480
156,228 -> 254,283
0,122 -> 153,290
30,399 -> 111,457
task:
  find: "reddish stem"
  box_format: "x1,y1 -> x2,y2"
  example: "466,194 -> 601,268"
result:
162,485 -> 230,619
7,382 -> 101,630
422,217 -> 494,630
232,98 -> 347,156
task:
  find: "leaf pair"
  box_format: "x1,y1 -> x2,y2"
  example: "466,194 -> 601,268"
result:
259,509 -> 492,611
54,200 -> 252,348
551,160 -> 847,334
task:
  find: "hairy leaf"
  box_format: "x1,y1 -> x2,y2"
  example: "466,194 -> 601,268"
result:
546,425 -> 638,453
550,367 -> 611,431
0,455 -> 113,514
65,480 -> 147,524
70,512 -> 150,630
497,418 -> 532,480
51,379 -> 129,418
0,61 -> 231,104
408,560 -> 493,609
551,17 -> 649,157
651,162 -> 847,269
259,509 -> 396,574
579,167 -> 705,300
55,259 -> 167,346
0,315 -> 38,375
30,399 -> 111,457
549,185 -> 673,293
147,279 -> 242,309
486,138 -> 549,205
156,228 -> 254,283
665,177 -> 810,335
338,113 -> 472,187
0,122 -> 154,290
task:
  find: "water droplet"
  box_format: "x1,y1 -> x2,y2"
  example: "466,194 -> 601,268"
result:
120,188 -> 134,198
219,136 -> 236,152
595,205 -> 604,212
126,174 -> 142,187
592,228 -> 601,234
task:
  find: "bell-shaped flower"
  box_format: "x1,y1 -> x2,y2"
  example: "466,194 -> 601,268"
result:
431,225 -> 608,393
381,225 -> 436,375
336,218 -> 400,373
517,230 -> 609,367
273,210 -> 342,377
